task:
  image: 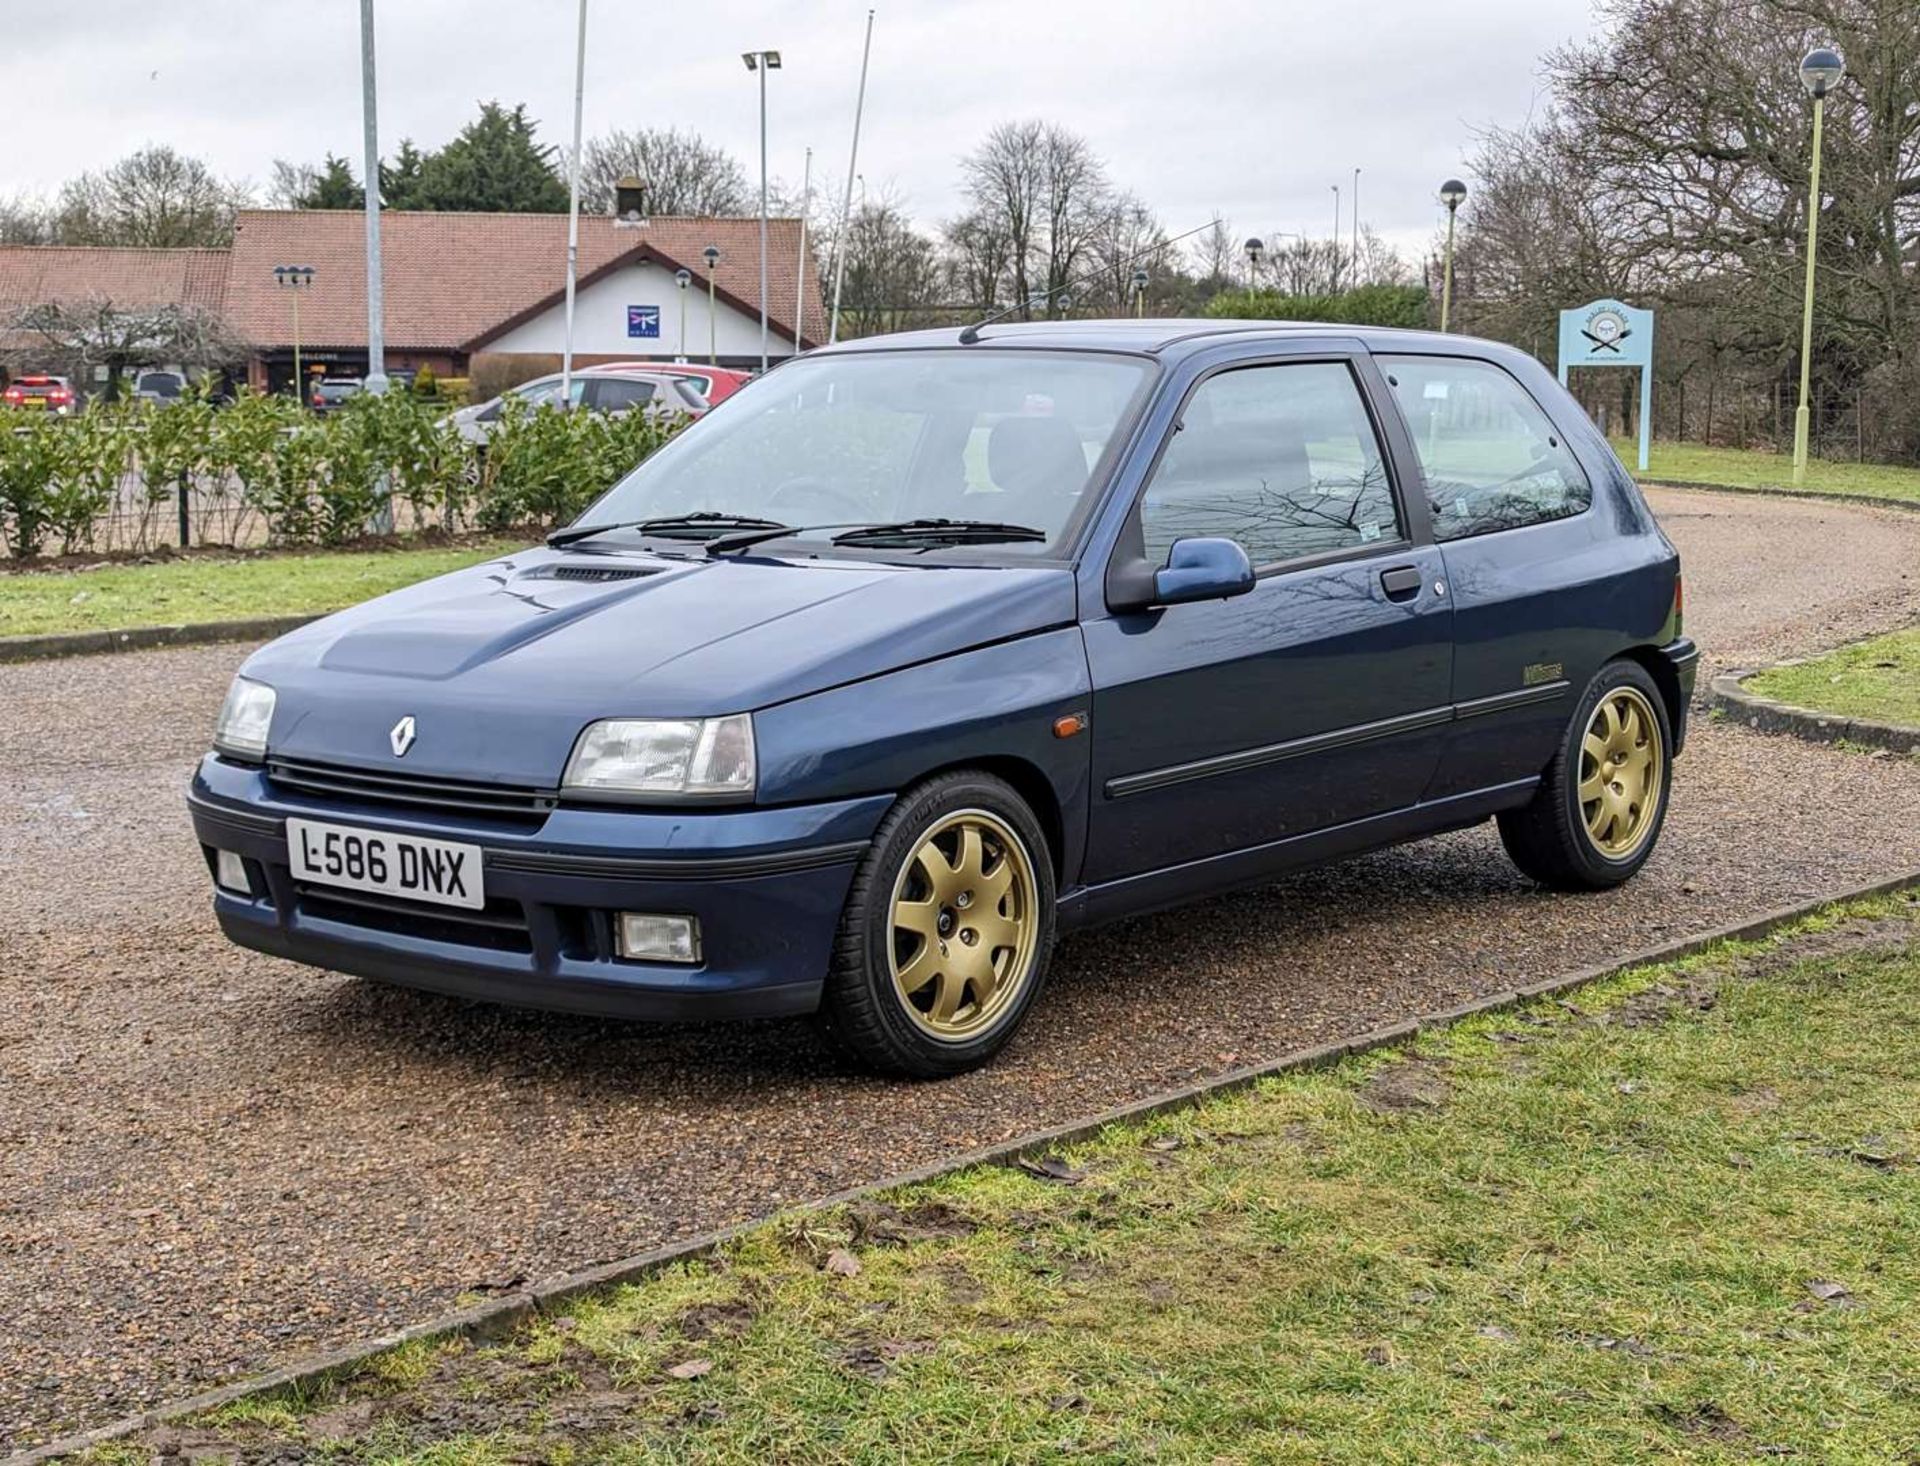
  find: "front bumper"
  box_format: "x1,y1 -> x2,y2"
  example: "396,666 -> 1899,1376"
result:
189,755 -> 891,1021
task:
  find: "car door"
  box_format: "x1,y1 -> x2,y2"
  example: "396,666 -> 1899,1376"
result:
1374,352 -> 1615,801
1080,351 -> 1454,893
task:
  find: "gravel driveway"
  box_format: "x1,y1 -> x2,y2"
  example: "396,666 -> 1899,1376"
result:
4,486 -> 1920,1450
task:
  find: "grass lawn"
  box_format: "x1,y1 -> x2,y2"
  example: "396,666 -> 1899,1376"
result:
100,896 -> 1920,1464
1619,438 -> 1920,505
0,541 -> 525,639
1747,627 -> 1920,730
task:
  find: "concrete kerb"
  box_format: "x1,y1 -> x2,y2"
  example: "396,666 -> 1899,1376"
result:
0,615 -> 321,665
1710,663 -> 1920,756
11,866 -> 1920,1465
1638,476 -> 1920,514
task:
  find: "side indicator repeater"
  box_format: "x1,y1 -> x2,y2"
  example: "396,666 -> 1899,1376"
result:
1052,712 -> 1089,739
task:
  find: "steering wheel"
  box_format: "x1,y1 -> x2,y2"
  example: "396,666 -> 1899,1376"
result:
764,475 -> 868,520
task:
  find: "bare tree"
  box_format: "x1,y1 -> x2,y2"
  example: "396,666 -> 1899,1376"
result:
834,193 -> 944,338
1081,191 -> 1170,312
0,194 -> 52,245
1188,217 -> 1238,290
2,299 -> 242,400
580,127 -> 751,216
958,121 -> 1111,317
53,146 -> 249,248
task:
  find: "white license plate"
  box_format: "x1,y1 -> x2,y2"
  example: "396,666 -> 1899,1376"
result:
286,818 -> 485,911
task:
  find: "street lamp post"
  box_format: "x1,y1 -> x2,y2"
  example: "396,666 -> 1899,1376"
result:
742,49 -> 781,373
1132,267 -> 1150,319
272,265 -> 315,401
1439,179 -> 1467,332
675,268 -> 692,363
1792,46 -> 1845,485
1243,236 -> 1265,295
702,244 -> 720,366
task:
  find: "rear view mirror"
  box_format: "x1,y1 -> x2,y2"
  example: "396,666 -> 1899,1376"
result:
1152,537 -> 1256,606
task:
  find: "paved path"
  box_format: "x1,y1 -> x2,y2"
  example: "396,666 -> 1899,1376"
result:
5,487 -> 1920,1449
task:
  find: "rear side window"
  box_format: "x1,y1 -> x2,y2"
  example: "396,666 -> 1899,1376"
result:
1379,356 -> 1591,542
594,378 -> 657,410
1140,361 -> 1401,568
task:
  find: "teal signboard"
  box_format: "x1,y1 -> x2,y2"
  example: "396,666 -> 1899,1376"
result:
1556,298 -> 1653,472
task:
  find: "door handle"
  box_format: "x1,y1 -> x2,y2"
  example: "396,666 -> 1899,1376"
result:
1380,565 -> 1423,602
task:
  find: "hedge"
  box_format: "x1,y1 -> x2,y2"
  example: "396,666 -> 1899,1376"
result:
0,388 -> 684,560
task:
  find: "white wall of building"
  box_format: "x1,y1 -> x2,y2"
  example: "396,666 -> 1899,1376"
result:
484,258 -> 800,362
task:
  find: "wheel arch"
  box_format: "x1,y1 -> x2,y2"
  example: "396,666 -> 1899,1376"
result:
903,755 -> 1069,886
1617,643 -> 1686,755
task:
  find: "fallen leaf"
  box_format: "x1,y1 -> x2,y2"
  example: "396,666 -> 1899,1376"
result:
1143,1135 -> 1184,1153
665,1358 -> 713,1380
824,1249 -> 862,1278
1018,1155 -> 1085,1184
1805,1279 -> 1851,1303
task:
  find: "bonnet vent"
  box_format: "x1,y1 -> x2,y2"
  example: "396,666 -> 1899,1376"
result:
522,564 -> 661,584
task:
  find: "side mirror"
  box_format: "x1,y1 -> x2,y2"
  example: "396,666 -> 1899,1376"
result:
1151,537 -> 1256,606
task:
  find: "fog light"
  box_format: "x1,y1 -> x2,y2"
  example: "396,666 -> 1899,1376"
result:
215,849 -> 250,894
615,912 -> 701,964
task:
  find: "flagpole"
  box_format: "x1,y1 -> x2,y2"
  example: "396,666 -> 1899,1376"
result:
794,146 -> 812,353
560,0 -> 588,403
828,9 -> 873,345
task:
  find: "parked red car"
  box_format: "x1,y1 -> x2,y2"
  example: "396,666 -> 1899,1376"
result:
2,374 -> 79,415
601,362 -> 753,403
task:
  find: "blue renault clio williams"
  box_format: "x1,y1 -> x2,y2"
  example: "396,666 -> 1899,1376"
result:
190,321 -> 1697,1076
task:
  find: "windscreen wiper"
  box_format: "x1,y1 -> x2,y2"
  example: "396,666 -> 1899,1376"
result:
547,512 -> 786,549
704,517 -> 1049,556
831,518 -> 1047,548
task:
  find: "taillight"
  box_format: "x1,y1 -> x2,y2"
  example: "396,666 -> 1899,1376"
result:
1672,573 -> 1684,637
1,388 -> 20,403
47,388 -> 69,404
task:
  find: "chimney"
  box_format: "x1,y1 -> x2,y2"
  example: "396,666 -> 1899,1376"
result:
613,176 -> 648,228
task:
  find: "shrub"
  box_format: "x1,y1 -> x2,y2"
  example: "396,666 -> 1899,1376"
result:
0,410 -> 63,558
1206,283 -> 1430,329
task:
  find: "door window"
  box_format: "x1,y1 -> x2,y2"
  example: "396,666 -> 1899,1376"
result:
1140,362 -> 1400,568
1379,356 -> 1591,542
591,377 -> 658,412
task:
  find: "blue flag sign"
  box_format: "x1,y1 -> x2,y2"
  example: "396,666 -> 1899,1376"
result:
627,305 -> 661,339
1556,298 -> 1654,472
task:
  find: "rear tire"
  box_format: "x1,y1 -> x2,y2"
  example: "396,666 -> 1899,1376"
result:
818,771 -> 1055,1078
1498,659 -> 1672,892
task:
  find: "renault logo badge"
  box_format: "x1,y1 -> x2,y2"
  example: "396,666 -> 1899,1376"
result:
390,715 -> 417,758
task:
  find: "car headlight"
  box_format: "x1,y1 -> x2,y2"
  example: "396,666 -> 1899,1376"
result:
562,715 -> 756,801
213,675 -> 276,760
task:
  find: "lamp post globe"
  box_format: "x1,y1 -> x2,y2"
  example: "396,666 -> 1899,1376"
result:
1131,266 -> 1150,319
1440,179 -> 1468,211
1799,46 -> 1844,97
1243,236 -> 1264,293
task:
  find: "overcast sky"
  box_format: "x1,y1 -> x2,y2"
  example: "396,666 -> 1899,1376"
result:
0,0 -> 1600,260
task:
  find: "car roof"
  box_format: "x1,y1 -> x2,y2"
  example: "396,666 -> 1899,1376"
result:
806,317 -> 1505,362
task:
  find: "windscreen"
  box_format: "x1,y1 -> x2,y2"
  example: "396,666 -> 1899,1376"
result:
575,348 -> 1154,554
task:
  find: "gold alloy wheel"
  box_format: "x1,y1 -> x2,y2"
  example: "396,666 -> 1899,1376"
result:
1578,685 -> 1665,859
887,809 -> 1040,1041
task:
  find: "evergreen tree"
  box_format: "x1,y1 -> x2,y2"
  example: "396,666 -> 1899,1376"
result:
407,103 -> 568,213
298,155 -> 363,210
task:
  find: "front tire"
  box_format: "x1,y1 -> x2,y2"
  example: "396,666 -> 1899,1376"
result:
818,771 -> 1055,1078
1498,659 -> 1672,891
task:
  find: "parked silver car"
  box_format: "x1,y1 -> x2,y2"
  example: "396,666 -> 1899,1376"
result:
447,366 -> 708,445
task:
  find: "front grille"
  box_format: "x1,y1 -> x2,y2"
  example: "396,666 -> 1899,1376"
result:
294,883 -> 534,953
266,756 -> 557,822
